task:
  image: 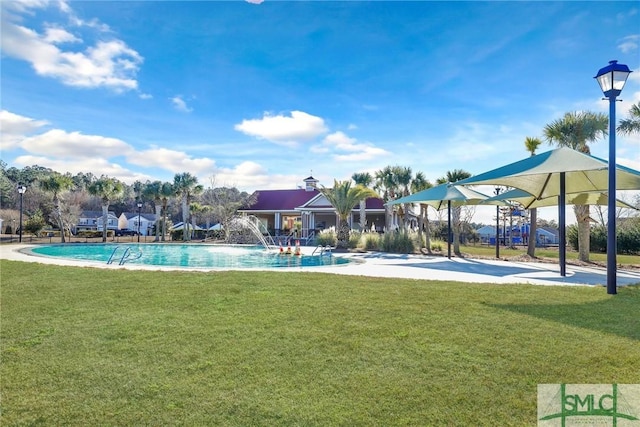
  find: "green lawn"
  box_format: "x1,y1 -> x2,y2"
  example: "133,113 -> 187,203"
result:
1,260 -> 638,426
459,244 -> 640,266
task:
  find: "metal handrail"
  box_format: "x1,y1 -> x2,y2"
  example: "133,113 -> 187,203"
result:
107,246 -> 143,265
119,247 -> 143,265
107,246 -> 123,264
311,245 -> 333,256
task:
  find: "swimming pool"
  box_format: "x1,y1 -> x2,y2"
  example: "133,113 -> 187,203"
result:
28,244 -> 350,269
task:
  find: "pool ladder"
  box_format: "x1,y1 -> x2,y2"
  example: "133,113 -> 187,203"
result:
107,246 -> 143,265
311,245 -> 333,257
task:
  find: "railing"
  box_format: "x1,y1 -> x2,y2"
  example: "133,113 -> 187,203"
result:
107,246 -> 143,265
277,230 -> 316,246
311,245 -> 333,257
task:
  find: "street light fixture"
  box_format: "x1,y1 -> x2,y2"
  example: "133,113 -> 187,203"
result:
17,184 -> 26,243
595,60 -> 632,295
494,186 -> 501,258
137,202 -> 143,243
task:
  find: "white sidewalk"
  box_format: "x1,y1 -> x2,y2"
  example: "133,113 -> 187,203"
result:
304,252 -> 640,287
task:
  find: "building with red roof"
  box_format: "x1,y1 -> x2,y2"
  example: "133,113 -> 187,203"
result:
238,176 -> 386,243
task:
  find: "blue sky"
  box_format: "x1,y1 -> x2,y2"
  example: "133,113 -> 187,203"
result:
1,1 -> 639,223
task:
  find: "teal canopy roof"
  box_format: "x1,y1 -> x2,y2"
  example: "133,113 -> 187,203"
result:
482,188 -> 638,210
458,147 -> 640,198
386,182 -> 492,210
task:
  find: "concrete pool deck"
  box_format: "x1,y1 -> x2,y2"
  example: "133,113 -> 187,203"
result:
2,243 -> 640,288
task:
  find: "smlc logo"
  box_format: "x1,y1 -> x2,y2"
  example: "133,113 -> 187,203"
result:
538,384 -> 640,426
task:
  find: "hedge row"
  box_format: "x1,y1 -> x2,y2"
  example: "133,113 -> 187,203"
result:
567,223 -> 640,255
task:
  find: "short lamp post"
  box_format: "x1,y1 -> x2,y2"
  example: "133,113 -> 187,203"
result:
494,186 -> 501,258
137,202 -> 143,243
17,184 -> 26,243
595,60 -> 632,295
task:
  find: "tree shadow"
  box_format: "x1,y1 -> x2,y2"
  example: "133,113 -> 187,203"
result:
487,286 -> 640,341
396,258 -> 535,278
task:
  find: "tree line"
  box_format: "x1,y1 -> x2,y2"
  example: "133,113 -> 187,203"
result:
0,166 -> 255,243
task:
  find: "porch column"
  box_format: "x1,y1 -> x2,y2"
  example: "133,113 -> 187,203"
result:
274,213 -> 281,231
301,211 -> 311,238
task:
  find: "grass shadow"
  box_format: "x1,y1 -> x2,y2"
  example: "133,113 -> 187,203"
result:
487,285 -> 640,341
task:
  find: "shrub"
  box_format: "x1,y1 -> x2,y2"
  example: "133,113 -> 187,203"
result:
381,231 -> 415,254
430,239 -> 444,252
23,210 -> 46,237
589,225 -> 607,253
348,231 -> 361,249
432,223 -> 449,242
568,223 -> 640,255
363,233 -> 381,251
618,223 -> 640,255
567,224 -> 578,251
316,229 -> 337,247
76,231 -> 104,238
412,233 -> 425,250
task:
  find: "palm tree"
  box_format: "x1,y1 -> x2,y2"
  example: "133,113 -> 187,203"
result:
618,102 -> 640,135
320,180 -> 378,249
132,180 -> 144,202
411,172 -> 433,253
437,169 -> 472,256
88,177 -> 124,242
159,181 -> 174,241
143,180 -> 163,242
374,166 -> 400,231
393,166 -> 413,231
39,173 -> 74,242
173,172 -> 203,241
351,172 -> 373,231
524,136 -> 542,258
544,111 -> 608,262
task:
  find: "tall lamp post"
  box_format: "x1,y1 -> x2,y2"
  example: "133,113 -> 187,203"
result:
595,60 -> 632,295
137,202 -> 142,243
17,184 -> 27,243
494,186 -> 501,258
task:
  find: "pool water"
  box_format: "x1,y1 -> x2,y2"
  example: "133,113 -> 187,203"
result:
29,244 -> 350,269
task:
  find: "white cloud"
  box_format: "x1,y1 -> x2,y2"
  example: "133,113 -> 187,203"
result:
245,0 -> 265,4
209,161 -> 270,189
57,0 -> 72,14
2,109 -> 221,183
127,148 -> 215,175
313,131 -> 390,162
21,129 -> 134,158
323,131 -> 359,150
0,110 -> 49,149
0,1 -> 142,92
618,35 -> 639,54
170,95 -> 193,113
43,25 -> 81,44
234,110 -> 328,146
1,1 -> 50,15
334,146 -> 390,162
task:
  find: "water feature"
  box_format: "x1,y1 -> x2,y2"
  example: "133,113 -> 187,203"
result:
227,215 -> 277,249
28,243 -> 350,269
